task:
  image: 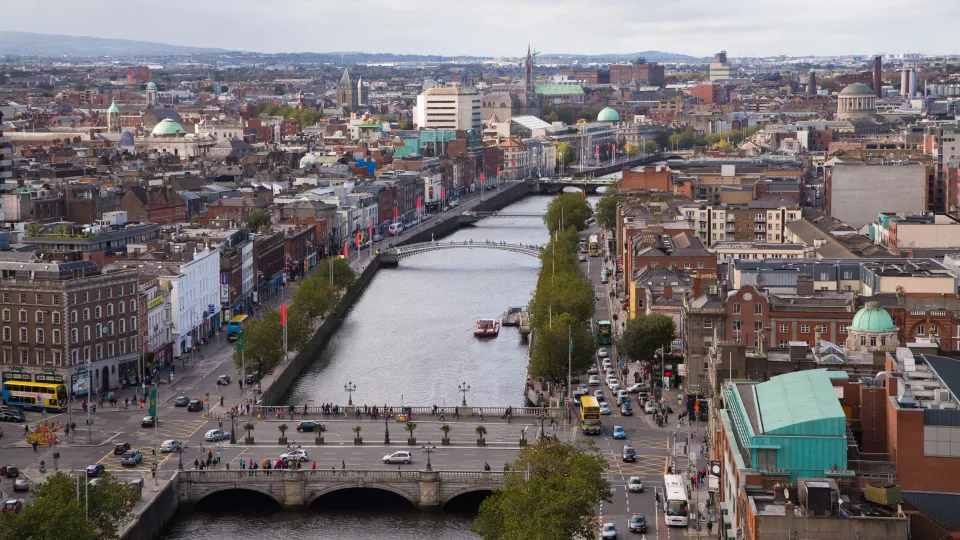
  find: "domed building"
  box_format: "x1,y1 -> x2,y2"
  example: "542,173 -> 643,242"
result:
597,107 -> 620,122
845,302 -> 899,353
836,83 -> 876,120
145,81 -> 158,106
137,118 -> 214,158
150,118 -> 185,137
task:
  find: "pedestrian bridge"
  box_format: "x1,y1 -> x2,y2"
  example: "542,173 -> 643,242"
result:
178,469 -> 511,509
384,241 -> 543,263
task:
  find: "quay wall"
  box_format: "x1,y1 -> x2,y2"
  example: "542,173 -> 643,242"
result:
120,476 -> 180,540
261,181 -> 531,406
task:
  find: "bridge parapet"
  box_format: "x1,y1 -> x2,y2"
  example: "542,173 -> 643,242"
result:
387,241 -> 543,261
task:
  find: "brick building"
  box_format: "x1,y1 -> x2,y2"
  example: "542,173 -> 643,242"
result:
609,63 -> 665,86
691,83 -> 724,104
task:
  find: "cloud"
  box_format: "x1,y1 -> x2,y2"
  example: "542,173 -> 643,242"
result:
2,0 -> 955,57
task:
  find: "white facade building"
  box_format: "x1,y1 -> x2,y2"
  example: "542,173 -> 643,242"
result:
414,87 -> 482,131
160,245 -> 222,354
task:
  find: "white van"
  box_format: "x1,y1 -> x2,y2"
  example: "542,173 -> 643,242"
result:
388,222 -> 404,236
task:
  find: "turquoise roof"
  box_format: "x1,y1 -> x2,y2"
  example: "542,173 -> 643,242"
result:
107,101 -> 120,114
534,84 -> 585,95
597,107 -> 620,122
850,303 -> 895,332
753,369 -> 847,436
151,118 -> 185,136
146,82 -> 157,89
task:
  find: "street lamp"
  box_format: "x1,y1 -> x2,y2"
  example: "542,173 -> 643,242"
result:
421,441 -> 437,471
458,381 -> 470,406
344,382 -> 356,406
384,413 -> 390,444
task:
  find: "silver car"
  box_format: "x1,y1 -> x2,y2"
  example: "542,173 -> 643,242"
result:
383,451 -> 413,464
120,450 -> 143,466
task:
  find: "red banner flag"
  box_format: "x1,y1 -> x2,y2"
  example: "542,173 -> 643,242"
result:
416,197 -> 421,210
355,232 -> 361,248
596,145 -> 600,155
343,242 -> 348,258
280,305 -> 287,324
393,206 -> 398,220
496,166 -> 501,176
441,187 -> 446,200
480,173 -> 485,184
582,189 -> 587,199
612,143 -> 616,153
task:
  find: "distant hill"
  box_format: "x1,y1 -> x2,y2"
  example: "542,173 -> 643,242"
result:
540,51 -> 701,63
0,31 -> 228,56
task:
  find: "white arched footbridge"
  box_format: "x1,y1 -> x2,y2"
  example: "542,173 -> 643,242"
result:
388,241 -> 543,261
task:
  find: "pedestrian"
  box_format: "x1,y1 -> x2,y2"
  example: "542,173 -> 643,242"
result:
220,396 -> 224,407
193,459 -> 199,470
32,439 -> 38,452
312,461 -> 317,470
341,460 -> 345,470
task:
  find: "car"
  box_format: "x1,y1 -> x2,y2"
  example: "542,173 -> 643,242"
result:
113,442 -> 131,455
245,373 -> 261,385
626,383 -> 650,394
0,426 -> 3,438
628,513 -> 648,533
601,522 -> 618,539
627,476 -> 644,493
205,429 -> 230,442
602,360 -> 612,369
601,275 -> 609,284
605,377 -> 617,388
611,426 -> 626,439
2,499 -> 23,514
599,403 -> 612,415
597,348 -> 609,358
1,465 -> 19,478
160,440 -> 183,453
610,384 -> 621,395
622,446 -> 637,462
141,416 -> 157,427
644,401 -> 656,414
0,412 -> 25,423
280,449 -> 309,462
86,464 -> 105,478
587,366 -> 599,375
570,375 -> 580,385
579,254 -> 587,262
120,450 -> 143,466
620,404 -> 633,416
604,369 -> 615,378
593,390 -> 605,402
383,451 -> 413,464
588,375 -> 600,386
296,421 -> 324,433
573,388 -> 588,400
617,390 -> 629,403
12,478 -> 28,492
174,396 -> 190,407
89,478 -> 103,487
187,400 -> 204,412
577,383 -> 589,393
216,375 -> 231,386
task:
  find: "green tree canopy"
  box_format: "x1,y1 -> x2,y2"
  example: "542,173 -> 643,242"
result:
530,272 -> 594,330
593,189 -> 623,231
543,192 -> 593,234
291,274 -> 336,318
529,312 -> 595,382
285,309 -> 314,353
643,139 -> 660,154
619,313 -> 677,362
0,472 -> 135,540
242,208 -> 272,231
233,311 -> 285,377
273,84 -> 286,95
472,439 -> 611,540
316,257 -> 357,291
555,142 -> 574,167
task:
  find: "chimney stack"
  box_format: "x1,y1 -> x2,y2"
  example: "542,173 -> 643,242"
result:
874,56 -> 883,97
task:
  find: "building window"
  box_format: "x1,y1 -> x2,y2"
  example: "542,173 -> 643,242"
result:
96,344 -> 102,361
684,262 -> 691,269
119,302 -> 125,314
704,320 -> 713,329
861,336 -> 867,346
839,325 -> 847,334
3,349 -> 11,363
130,300 -> 137,312
1,310 -> 7,322
71,328 -> 78,344
36,294 -> 43,305
83,326 -> 91,341
84,348 -> 90,362
96,323 -> 102,338
53,329 -> 61,345
107,342 -> 114,357
756,449 -> 777,469
733,303 -> 741,314
2,327 -> 9,342
779,324 -> 788,333
18,310 -> 26,323
732,320 -> 742,331
930,326 -> 939,336
755,304 -> 763,315
53,351 -> 61,365
107,288 -> 113,299
880,336 -> 886,346
1,293 -> 7,303
36,350 -> 44,364
95,306 -> 101,319
96,290 -> 101,301
131,317 -> 138,331
107,303 -> 114,317
870,336 -> 877,347
35,311 -> 44,324
754,321 -> 763,331
916,325 -> 925,336
800,324 -> 810,333
816,325 -> 827,333
779,340 -> 788,348
19,328 -> 27,343
698,262 -> 704,269
20,349 -> 28,363
71,350 -> 78,365
84,292 -> 89,302
53,295 -> 59,306
119,319 -> 126,334
83,308 -> 90,321
119,340 -> 126,355
52,312 -> 60,325
36,329 -> 44,344
19,294 -> 25,304
71,310 -> 77,323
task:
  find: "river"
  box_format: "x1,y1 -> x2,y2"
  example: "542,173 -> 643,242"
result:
162,194 -> 575,539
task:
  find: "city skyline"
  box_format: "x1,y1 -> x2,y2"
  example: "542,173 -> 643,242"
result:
2,0 -> 956,58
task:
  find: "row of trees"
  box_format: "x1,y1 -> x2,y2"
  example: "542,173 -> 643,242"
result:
528,194 -> 596,382
231,258 -> 356,379
256,102 -> 324,130
0,472 -> 135,540
666,124 -> 765,150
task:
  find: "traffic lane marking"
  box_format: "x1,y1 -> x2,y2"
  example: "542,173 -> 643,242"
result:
96,445 -> 174,471
135,418 -> 209,439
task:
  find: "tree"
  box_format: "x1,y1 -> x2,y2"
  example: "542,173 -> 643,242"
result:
232,311 -> 284,378
594,189 -> 624,231
472,439 -> 611,540
317,257 -> 357,291
530,272 -> 594,329
273,84 -> 286,95
555,142 -> 574,167
619,313 -> 677,362
285,309 -> 313,354
242,208 -> 272,231
244,422 -> 255,438
529,312 -> 595,383
543,192 -> 592,234
291,275 -> 335,318
643,140 -> 659,154
0,472 -> 135,540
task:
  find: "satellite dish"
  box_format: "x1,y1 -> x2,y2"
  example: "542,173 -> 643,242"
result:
784,488 -> 791,501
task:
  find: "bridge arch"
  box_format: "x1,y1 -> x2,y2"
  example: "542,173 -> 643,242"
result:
442,486 -> 496,507
193,486 -> 284,507
306,483 -> 418,507
390,241 -> 543,261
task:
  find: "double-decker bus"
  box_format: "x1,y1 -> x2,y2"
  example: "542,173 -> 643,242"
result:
663,474 -> 690,526
227,315 -> 249,342
588,234 -> 600,256
597,320 -> 612,345
2,380 -> 68,412
579,395 -> 602,435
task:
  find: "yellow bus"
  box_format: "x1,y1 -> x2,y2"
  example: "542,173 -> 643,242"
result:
588,234 -> 600,256
580,395 -> 602,435
2,380 -> 68,412
227,315 -> 249,341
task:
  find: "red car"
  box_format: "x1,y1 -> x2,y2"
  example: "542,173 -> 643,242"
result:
2,499 -> 23,514
0,465 -> 19,478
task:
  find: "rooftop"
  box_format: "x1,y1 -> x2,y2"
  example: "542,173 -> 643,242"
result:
752,369 -> 847,436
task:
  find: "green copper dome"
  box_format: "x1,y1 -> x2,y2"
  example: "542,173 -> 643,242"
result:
850,302 -> 895,333
597,107 -> 620,122
151,118 -> 185,136
146,82 -> 157,89
107,101 -> 120,114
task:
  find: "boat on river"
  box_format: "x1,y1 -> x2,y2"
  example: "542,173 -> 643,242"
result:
502,307 -> 522,326
474,319 -> 501,337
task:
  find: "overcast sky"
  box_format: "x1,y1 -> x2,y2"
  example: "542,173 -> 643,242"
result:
5,0 -> 956,57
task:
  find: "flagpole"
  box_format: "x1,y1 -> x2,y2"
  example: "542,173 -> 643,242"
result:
567,325 -> 572,433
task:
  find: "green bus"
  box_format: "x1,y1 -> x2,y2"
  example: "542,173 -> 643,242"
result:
597,320 -> 612,345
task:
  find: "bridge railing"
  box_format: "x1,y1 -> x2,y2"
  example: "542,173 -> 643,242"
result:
251,405 -> 562,419
179,469 -> 514,481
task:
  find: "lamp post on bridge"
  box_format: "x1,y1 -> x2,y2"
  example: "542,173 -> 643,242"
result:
384,412 -> 390,444
458,381 -> 470,406
421,441 -> 437,471
344,381 -> 356,406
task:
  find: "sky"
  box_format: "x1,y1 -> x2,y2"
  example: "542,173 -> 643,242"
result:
4,0 -> 957,58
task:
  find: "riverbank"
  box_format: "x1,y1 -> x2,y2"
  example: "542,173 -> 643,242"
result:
259,181 -> 533,406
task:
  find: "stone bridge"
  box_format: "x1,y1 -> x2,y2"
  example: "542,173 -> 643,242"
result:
178,469 -> 510,510
380,241 -> 543,266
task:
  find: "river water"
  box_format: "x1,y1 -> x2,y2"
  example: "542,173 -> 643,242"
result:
162,195 -> 568,539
